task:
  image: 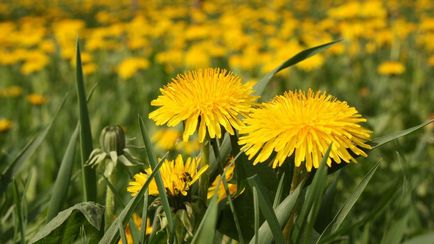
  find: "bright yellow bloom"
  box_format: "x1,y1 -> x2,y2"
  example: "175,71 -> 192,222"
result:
0,119 -> 13,133
127,155 -> 208,197
151,128 -> 181,151
207,162 -> 238,201
377,61 -> 405,75
118,214 -> 152,244
238,90 -> 372,171
149,68 -> 257,142
27,94 -> 47,105
118,57 -> 149,79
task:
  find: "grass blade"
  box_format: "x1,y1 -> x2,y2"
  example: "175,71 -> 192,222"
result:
13,181 -> 25,244
0,95 -> 67,196
331,161 -> 380,232
140,190 -> 149,244
47,125 -> 79,221
191,196 -> 219,244
372,119 -> 433,149
250,181 -> 303,244
75,40 -> 96,202
138,116 -> 174,234
402,232 -> 434,244
247,175 -> 285,244
99,154 -> 167,244
254,40 -> 341,96
252,187 -> 259,244
273,172 -> 286,209
293,145 -> 331,244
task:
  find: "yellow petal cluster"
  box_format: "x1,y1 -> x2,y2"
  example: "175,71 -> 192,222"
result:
377,61 -> 405,75
207,162 -> 237,201
149,68 -> 257,142
127,155 -> 208,197
238,90 -> 372,171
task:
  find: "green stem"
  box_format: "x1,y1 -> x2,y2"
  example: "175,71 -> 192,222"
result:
105,172 -> 116,230
284,166 -> 304,240
198,137 -> 210,201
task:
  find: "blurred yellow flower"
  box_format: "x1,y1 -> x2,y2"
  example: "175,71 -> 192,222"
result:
0,86 -> 22,97
118,57 -> 149,79
0,119 -> 13,133
428,56 -> 434,67
127,155 -> 208,197
151,128 -> 181,151
27,94 -> 47,105
207,162 -> 237,201
377,61 -> 405,75
118,214 -> 152,244
149,68 -> 257,142
238,90 -> 372,171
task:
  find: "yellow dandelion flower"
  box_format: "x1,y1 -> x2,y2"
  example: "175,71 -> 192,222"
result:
0,86 -> 22,97
127,155 -> 208,197
149,68 -> 257,142
238,90 -> 372,171
377,61 -> 405,76
207,162 -> 238,201
27,94 -> 47,106
118,214 -> 152,244
0,119 -> 13,133
151,128 -> 181,151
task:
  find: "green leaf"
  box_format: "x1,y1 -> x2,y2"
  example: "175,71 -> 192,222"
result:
47,125 -> 79,221
380,213 -> 409,244
0,95 -> 67,196
331,161 -> 380,232
372,119 -> 433,149
139,116 -> 174,234
30,202 -> 104,244
191,196 -> 219,244
402,232 -> 434,244
273,172 -> 286,209
249,180 -> 303,244
247,175 -> 285,244
293,145 -> 331,244
99,154 -> 167,244
75,40 -> 96,202
254,40 -> 341,96
139,190 -> 149,244
13,181 -> 25,244
253,187 -> 259,244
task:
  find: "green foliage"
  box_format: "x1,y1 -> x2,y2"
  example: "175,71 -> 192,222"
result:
30,202 -> 104,244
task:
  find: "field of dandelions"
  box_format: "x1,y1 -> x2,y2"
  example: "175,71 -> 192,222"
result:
1,0 -> 433,243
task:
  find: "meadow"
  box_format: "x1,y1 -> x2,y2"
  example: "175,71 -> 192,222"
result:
0,0 -> 433,243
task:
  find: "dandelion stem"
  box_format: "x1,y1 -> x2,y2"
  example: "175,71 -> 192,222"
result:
198,137 -> 210,201
105,172 -> 116,230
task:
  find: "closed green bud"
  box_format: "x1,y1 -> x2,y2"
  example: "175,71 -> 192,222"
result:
100,125 -> 126,155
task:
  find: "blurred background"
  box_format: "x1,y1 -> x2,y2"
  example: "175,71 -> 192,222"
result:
0,0 -> 433,242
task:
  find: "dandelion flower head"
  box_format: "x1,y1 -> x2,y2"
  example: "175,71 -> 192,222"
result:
238,89 -> 372,171
127,155 -> 208,197
149,68 -> 257,142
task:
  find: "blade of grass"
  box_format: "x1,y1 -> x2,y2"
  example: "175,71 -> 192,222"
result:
138,116 -> 174,234
331,161 -> 380,232
273,172 -> 286,209
47,125 -> 79,221
118,222 -> 127,244
13,181 -> 25,244
99,154 -> 167,244
249,180 -> 303,244
75,40 -> 96,202
402,232 -> 434,244
247,175 -> 285,244
0,95 -> 67,196
191,196 -> 219,244
253,187 -> 259,244
293,145 -> 331,244
254,40 -> 341,96
139,190 -> 149,244
372,119 -> 433,149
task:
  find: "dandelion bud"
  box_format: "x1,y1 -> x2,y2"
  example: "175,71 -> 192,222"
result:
100,125 -> 126,155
